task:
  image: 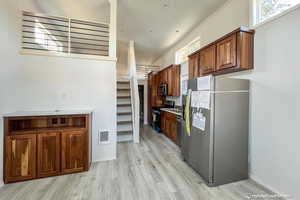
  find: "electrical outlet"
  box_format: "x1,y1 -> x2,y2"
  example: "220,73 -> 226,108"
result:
98,130 -> 110,144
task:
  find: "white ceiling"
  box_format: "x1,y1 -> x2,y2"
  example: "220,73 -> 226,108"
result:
23,0 -> 227,65
118,0 -> 227,65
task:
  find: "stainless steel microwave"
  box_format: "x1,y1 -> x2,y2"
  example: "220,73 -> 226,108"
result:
159,84 -> 168,96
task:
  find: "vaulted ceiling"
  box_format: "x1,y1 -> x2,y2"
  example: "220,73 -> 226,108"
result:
118,0 -> 227,65
23,0 -> 227,65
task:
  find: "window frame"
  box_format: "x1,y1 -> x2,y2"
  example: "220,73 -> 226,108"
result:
251,0 -> 300,28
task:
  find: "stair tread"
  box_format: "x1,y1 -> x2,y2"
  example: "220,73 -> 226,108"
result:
117,88 -> 130,91
117,96 -> 131,98
117,120 -> 132,124
117,112 -> 132,116
117,104 -> 131,107
117,130 -> 133,134
117,81 -> 130,84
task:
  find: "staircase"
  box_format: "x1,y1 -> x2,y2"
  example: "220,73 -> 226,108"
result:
117,80 -> 134,142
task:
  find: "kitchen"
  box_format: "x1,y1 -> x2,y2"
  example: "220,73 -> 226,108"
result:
148,27 -> 254,186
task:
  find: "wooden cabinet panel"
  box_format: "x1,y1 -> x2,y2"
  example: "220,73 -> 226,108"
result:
167,67 -> 173,96
216,34 -> 237,70
170,119 -> 178,145
61,130 -> 86,174
5,134 -> 36,183
200,45 -> 216,75
37,132 -> 60,178
163,69 -> 168,83
236,31 -> 254,70
172,65 -> 181,97
189,53 -> 200,79
161,112 -> 178,145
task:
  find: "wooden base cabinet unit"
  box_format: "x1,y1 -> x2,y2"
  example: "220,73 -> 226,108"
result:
160,111 -> 179,145
4,113 -> 92,183
188,27 -> 255,78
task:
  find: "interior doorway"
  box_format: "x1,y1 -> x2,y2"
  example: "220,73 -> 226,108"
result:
138,85 -> 144,123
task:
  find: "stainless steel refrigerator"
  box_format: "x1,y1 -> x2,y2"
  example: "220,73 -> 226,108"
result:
181,75 -> 249,186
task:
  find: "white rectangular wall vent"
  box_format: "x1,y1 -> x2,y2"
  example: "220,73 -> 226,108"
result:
99,130 -> 110,144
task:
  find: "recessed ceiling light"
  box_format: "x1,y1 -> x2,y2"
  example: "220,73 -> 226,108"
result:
176,30 -> 179,33
163,4 -> 168,8
149,30 -> 153,33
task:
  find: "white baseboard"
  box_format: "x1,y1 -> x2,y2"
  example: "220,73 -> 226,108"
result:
249,174 -> 290,199
93,156 -> 117,163
0,180 -> 4,188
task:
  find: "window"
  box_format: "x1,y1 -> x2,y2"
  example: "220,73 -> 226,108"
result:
254,0 -> 300,25
22,11 -> 110,57
175,37 -> 201,64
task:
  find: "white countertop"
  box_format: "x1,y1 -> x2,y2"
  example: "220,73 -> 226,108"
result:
160,108 -> 182,116
3,109 -> 93,117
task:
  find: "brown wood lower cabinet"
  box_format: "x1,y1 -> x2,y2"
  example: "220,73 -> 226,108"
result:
5,134 -> 36,183
37,132 -> 60,178
161,111 -> 178,145
61,130 -> 86,174
4,114 -> 91,183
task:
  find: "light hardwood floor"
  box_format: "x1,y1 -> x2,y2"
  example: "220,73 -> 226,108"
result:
0,125 -> 275,200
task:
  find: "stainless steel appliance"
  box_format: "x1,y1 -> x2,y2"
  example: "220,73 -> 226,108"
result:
159,84 -> 168,96
181,75 -> 249,186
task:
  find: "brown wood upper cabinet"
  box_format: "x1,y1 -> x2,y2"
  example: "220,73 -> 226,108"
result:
188,27 -> 255,77
172,65 -> 181,97
216,34 -> 236,70
189,53 -> 199,79
200,44 -> 216,75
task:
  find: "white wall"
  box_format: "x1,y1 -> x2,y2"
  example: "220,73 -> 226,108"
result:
153,0 -> 249,67
19,56 -> 117,163
153,0 -> 300,199
242,7 -> 300,199
0,0 -> 117,185
117,40 -> 130,76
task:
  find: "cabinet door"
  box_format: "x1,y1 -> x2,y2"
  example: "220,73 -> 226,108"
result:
61,130 -> 86,174
37,132 -> 60,178
167,67 -> 173,96
165,118 -> 171,138
5,134 -> 36,183
188,54 -> 200,79
170,119 -> 178,145
216,34 -> 237,70
172,65 -> 181,96
200,45 -> 216,75
163,69 -> 168,83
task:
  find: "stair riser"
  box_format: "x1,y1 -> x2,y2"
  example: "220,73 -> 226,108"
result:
117,107 -> 132,113
117,99 -> 131,104
117,115 -> 132,121
117,91 -> 130,96
117,124 -> 133,132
